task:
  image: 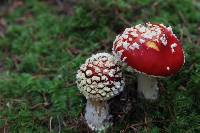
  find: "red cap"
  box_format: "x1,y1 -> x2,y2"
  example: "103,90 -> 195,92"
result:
112,22 -> 185,77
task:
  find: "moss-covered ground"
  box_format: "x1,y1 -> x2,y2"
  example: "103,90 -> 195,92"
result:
0,0 -> 200,132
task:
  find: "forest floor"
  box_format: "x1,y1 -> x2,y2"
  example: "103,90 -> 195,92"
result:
0,0 -> 200,132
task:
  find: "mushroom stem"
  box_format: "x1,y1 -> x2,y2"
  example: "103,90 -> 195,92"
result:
137,74 -> 159,100
85,99 -> 111,131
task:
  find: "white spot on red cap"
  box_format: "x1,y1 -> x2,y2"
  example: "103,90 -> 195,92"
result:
135,24 -> 142,30
130,31 -> 138,37
166,66 -> 170,71
103,87 -> 110,92
138,26 -> 147,33
101,75 -> 107,80
167,26 -> 177,39
92,76 -> 100,81
121,34 -> 128,39
160,34 -> 167,46
124,28 -> 132,34
171,43 -> 177,53
129,42 -> 140,50
93,61 -> 98,65
123,41 -> 129,50
103,69 -> 108,74
94,67 -> 100,73
80,64 -> 87,71
167,26 -> 172,32
86,70 -> 92,76
114,41 -> 123,51
139,39 -> 145,43
122,57 -> 127,62
128,37 -> 133,41
87,79 -> 92,84
98,83 -> 104,88
87,87 -> 91,92
101,57 -> 108,62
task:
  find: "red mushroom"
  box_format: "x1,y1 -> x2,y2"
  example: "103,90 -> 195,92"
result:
112,22 -> 185,100
76,53 -> 125,131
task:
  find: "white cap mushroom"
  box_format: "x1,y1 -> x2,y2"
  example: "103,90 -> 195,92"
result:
76,53 -> 125,131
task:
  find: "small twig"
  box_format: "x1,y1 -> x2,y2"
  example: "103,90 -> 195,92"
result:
42,93 -> 50,107
30,94 -> 50,110
49,116 -> 53,133
120,122 -> 129,133
144,113 -> 148,132
121,119 -> 170,133
30,103 -> 44,110
130,119 -> 170,128
4,119 -> 7,133
57,116 -> 61,133
62,121 -> 67,127
151,1 -> 160,8
66,48 -> 75,57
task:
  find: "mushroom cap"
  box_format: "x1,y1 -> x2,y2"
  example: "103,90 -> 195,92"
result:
112,22 -> 185,77
76,53 -> 125,101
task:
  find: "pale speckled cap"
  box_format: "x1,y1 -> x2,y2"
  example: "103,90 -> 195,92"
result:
76,53 -> 125,101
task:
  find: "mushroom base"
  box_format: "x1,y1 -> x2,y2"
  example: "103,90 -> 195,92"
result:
137,74 -> 159,100
85,99 -> 111,131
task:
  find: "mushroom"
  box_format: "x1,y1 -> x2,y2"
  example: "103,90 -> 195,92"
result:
76,53 -> 125,131
112,22 -> 185,100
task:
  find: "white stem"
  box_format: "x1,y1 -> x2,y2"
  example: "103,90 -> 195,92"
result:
137,74 -> 159,100
85,99 -> 111,131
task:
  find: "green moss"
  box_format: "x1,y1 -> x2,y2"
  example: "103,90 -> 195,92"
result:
0,0 -> 199,132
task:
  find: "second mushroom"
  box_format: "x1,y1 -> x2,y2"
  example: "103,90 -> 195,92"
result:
112,22 -> 185,100
76,53 -> 125,131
